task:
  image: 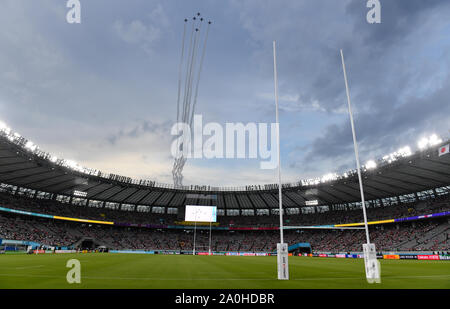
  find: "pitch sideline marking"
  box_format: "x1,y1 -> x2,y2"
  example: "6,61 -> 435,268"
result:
0,265 -> 45,270
0,273 -> 449,281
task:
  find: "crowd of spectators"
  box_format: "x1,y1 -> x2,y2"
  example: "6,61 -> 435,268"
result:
1,191 -> 449,228
0,192 -> 174,225
1,212 -> 448,252
1,191 -> 449,252
222,196 -> 450,227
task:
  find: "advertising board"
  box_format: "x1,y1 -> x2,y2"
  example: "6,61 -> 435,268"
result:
417,255 -> 440,260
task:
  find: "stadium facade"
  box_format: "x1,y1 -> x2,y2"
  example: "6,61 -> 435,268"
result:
0,128 -> 449,214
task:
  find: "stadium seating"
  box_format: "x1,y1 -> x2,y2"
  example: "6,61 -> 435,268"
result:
1,191 -> 449,227
0,192 -> 449,252
0,212 -> 448,252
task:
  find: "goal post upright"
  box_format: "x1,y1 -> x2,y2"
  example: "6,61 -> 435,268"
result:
193,220 -> 197,256
208,221 -> 212,255
273,41 -> 284,245
340,49 -> 370,245
340,49 -> 380,283
273,40 -> 289,280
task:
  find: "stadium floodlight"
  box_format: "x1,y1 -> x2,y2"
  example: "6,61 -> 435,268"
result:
418,134 -> 443,150
25,141 -> 37,151
418,137 -> 428,149
65,160 -> 78,169
398,146 -> 412,157
382,155 -> 390,162
340,50 -> 380,284
0,121 -> 13,136
305,200 -> 318,206
365,160 -> 377,170
50,156 -> 58,163
69,160 -> 77,167
321,173 -> 338,182
73,190 -> 87,198
381,146 -> 413,165
429,134 -> 442,146
65,160 -> 89,173
3,126 -> 11,135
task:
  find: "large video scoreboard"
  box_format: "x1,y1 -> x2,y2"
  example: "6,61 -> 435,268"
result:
185,205 -> 217,223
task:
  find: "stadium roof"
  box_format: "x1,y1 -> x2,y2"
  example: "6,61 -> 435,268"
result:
0,131 -> 449,210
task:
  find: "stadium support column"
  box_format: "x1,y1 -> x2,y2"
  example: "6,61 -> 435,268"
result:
273,41 -> 289,280
340,50 -> 380,284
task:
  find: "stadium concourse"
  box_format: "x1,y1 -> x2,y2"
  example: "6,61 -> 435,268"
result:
0,128 -> 449,254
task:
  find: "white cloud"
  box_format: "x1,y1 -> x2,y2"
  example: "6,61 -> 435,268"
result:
257,92 -> 328,113
113,4 -> 169,52
2,1 -> 449,189
181,162 -> 300,187
114,20 -> 160,45
148,3 -> 169,28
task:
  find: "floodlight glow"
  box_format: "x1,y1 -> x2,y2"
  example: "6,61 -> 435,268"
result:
418,134 -> 443,150
429,134 -> 442,146
73,190 -> 87,197
305,200 -> 318,206
398,146 -> 412,157
321,173 -> 338,182
365,160 -> 377,169
65,160 -> 84,172
25,141 -> 37,151
418,138 -> 428,149
0,118 -> 448,192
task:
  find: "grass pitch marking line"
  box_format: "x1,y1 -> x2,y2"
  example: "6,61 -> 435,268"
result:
292,275 -> 450,281
0,273 -> 449,281
14,265 -> 45,270
0,265 -> 45,270
0,274 -> 275,281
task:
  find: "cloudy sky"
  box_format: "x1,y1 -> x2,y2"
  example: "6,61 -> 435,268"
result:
1,0 -> 449,187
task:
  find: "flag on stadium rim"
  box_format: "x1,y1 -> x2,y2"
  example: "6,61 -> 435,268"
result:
439,144 -> 449,156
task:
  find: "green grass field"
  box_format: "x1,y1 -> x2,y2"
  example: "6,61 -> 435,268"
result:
0,253 -> 449,289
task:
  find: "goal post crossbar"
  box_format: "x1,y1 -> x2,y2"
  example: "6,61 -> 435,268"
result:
284,226 -> 365,230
